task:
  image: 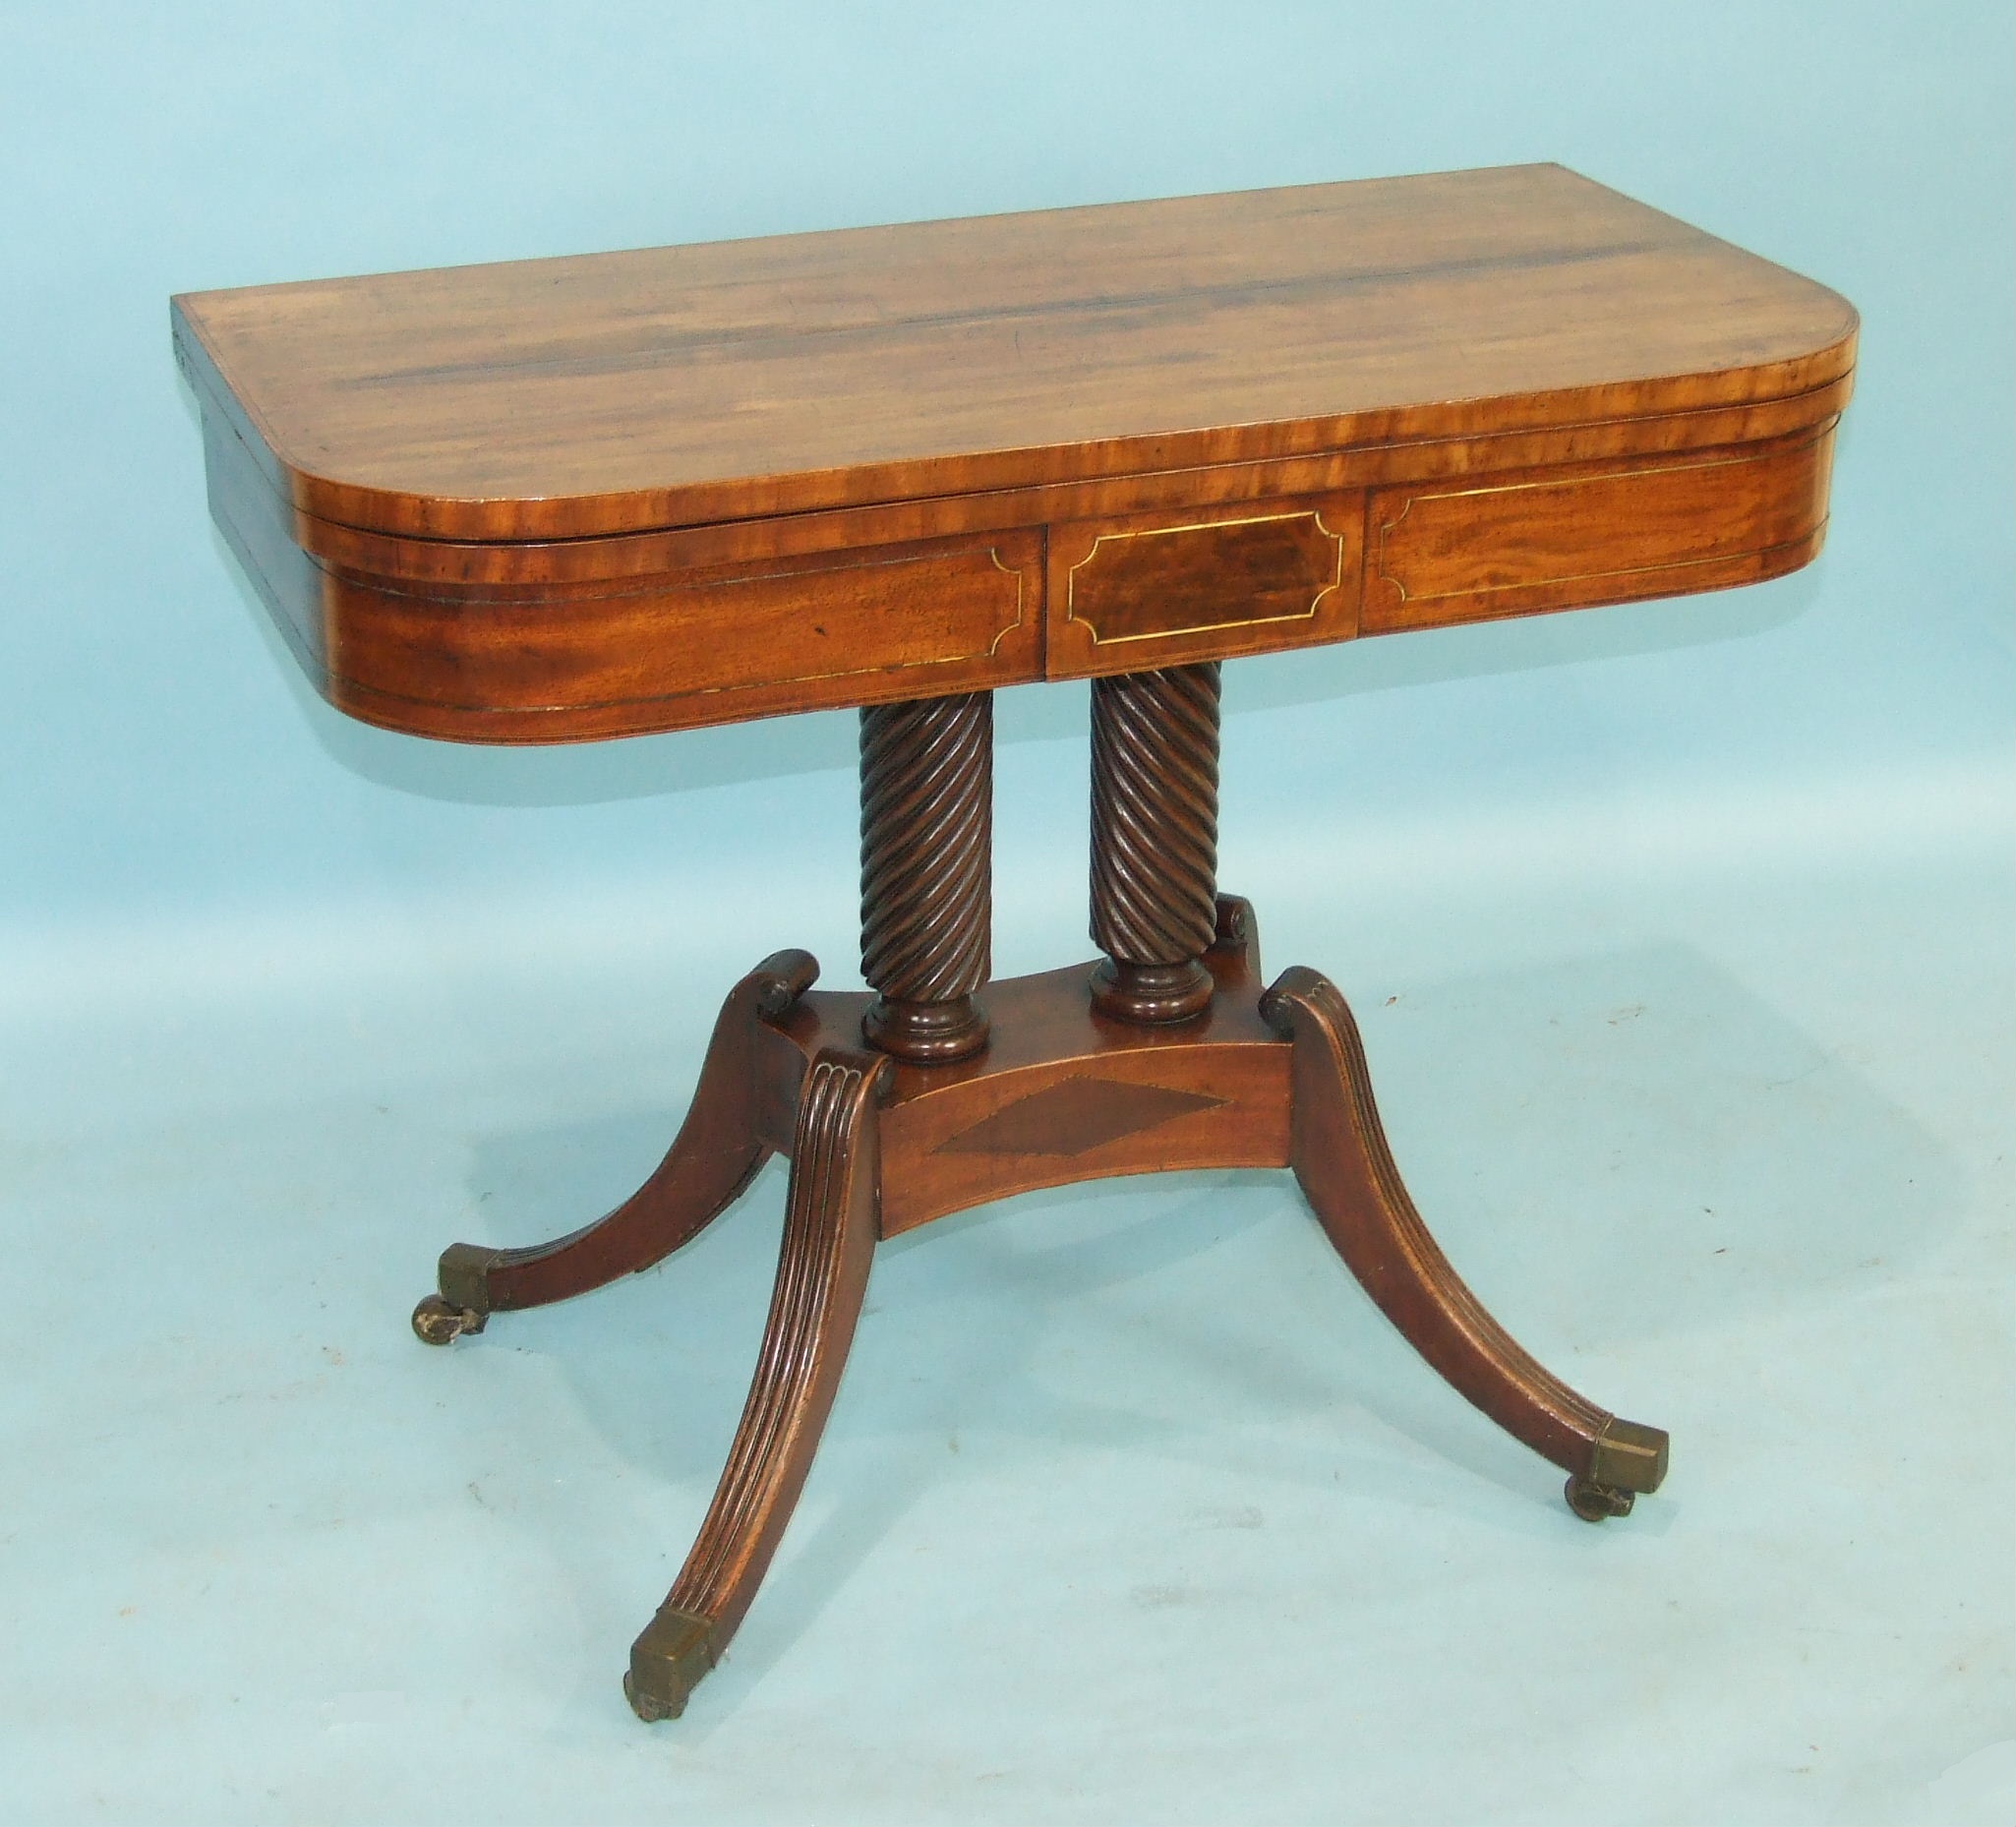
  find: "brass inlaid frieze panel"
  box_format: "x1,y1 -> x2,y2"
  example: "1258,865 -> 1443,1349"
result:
1046,498 -> 1363,678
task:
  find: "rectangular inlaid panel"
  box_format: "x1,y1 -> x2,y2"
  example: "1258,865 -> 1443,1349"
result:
1362,427 -> 1836,632
1046,497 -> 1363,678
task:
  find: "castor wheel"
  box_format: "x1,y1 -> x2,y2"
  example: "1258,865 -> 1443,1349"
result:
411,1294 -> 486,1346
1565,1473 -> 1636,1521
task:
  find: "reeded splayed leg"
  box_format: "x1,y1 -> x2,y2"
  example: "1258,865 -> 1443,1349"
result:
410,950 -> 817,1345
1089,662 -> 1221,1024
859,693 -> 992,1062
1260,967 -> 1669,1518
626,1046 -> 889,1721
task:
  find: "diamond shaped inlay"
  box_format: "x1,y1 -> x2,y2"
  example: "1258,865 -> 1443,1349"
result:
934,1074 -> 1227,1158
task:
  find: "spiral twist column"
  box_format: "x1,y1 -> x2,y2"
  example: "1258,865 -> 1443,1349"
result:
858,692 -> 993,1062
1089,662 -> 1221,1023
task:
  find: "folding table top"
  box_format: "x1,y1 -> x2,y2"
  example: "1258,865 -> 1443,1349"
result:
172,164 -> 1856,546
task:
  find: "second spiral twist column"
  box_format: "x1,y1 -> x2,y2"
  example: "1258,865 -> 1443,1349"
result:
1089,662 -> 1222,1024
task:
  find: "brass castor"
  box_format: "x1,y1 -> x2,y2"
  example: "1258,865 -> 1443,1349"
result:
1565,1473 -> 1636,1521
623,1671 -> 682,1724
625,1606 -> 715,1722
411,1294 -> 486,1346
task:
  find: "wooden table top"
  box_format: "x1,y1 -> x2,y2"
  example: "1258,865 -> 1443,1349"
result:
175,164 -> 1853,543
175,165 -> 1855,742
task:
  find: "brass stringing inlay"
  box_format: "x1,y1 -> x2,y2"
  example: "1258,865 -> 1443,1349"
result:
1066,509 -> 1345,645
1373,438 -> 1825,603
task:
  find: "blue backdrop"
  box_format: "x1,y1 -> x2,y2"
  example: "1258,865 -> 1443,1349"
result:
3,6 -> 2009,1823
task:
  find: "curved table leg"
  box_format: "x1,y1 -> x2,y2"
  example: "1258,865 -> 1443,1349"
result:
411,950 -> 818,1344
1261,967 -> 1669,1519
626,1045 -> 889,1721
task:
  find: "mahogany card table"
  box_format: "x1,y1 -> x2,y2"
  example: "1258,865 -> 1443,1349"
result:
172,163 -> 1856,1720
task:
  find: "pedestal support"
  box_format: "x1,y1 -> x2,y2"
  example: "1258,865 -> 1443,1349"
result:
410,677 -> 1671,1725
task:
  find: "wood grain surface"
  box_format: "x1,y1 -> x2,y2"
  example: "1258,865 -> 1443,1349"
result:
762,940 -> 1291,1238
1363,423 -> 1835,630
1049,499 -> 1361,678
175,164 -> 1855,742
175,164 -> 1854,541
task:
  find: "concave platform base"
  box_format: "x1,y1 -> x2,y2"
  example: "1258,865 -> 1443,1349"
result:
413,896 -> 1668,1722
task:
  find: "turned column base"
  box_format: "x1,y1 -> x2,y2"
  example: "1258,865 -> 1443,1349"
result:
1089,956 -> 1216,1024
861,990 -> 989,1063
